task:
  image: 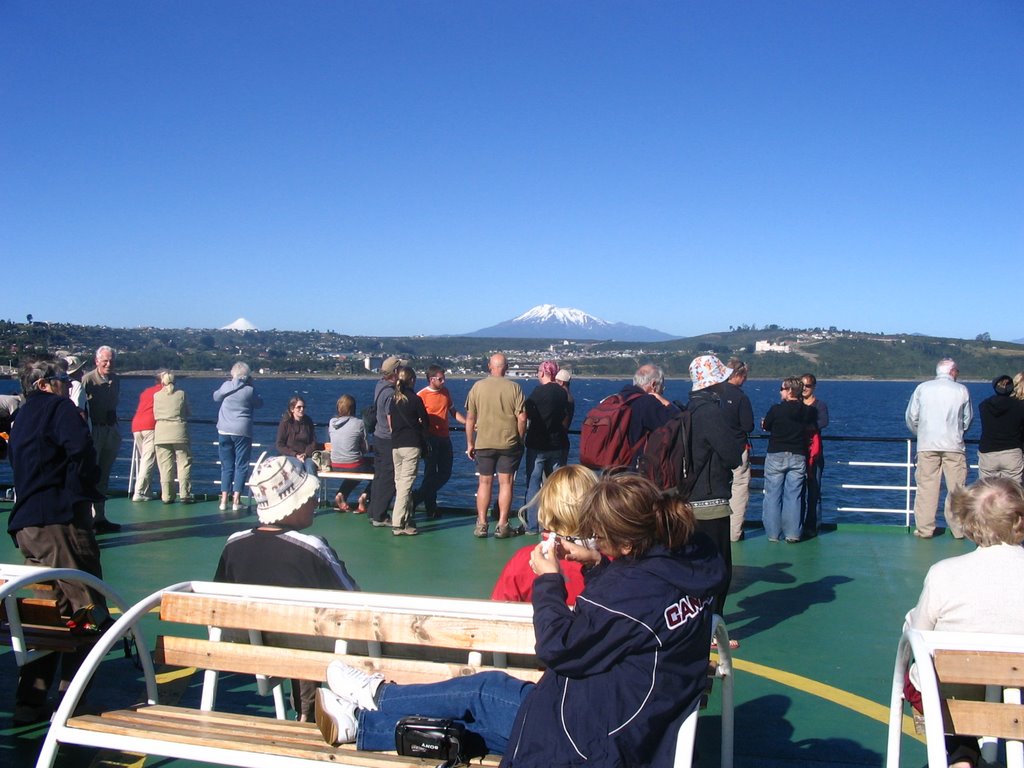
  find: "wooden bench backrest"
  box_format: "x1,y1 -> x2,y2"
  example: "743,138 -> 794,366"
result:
933,649 -> 1024,741
154,584 -> 543,686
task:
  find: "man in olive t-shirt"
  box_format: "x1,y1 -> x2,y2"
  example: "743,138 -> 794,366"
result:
464,354 -> 526,539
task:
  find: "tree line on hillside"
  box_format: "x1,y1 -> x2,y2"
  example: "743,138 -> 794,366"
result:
2,319 -> 1023,380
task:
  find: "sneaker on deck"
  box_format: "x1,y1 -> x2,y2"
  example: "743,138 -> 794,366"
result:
315,689 -> 358,746
326,661 -> 383,712
495,523 -> 524,539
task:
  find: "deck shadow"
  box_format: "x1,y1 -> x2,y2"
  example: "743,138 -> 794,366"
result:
696,694 -> 882,767
724,575 -> 853,641
95,509 -> 258,548
730,562 -> 798,597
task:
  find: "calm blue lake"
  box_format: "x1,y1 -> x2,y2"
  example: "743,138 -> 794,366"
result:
0,375 -> 1001,527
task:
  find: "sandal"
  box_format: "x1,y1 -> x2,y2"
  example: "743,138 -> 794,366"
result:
334,494 -> 350,513
355,493 -> 368,514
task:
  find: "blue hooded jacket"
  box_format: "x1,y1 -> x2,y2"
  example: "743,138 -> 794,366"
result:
501,533 -> 726,768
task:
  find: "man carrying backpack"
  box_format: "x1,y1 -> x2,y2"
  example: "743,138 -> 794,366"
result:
687,355 -> 744,621
579,364 -> 679,472
620,364 -> 680,448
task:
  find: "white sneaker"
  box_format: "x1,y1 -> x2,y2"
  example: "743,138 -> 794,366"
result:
326,661 -> 383,712
315,688 -> 358,745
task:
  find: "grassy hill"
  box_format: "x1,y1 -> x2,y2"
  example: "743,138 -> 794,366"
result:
2,320 -> 1023,381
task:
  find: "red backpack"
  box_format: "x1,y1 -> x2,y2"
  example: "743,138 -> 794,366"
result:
579,392 -> 645,470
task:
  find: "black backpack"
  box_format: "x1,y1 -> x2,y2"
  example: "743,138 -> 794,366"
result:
362,404 -> 377,435
637,405 -> 693,495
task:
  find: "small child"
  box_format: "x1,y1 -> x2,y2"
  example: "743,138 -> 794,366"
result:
490,465 -> 598,606
214,455 -> 359,721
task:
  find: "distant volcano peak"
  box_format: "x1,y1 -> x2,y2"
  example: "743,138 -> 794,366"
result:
466,304 -> 677,342
221,317 -> 257,331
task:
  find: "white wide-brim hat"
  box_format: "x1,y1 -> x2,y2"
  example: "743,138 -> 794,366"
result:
689,355 -> 733,392
247,454 -> 320,525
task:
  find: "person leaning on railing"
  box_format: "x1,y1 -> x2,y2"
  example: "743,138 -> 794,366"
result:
213,361 -> 263,512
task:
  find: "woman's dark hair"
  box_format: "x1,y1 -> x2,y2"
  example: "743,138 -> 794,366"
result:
580,473 -> 696,559
283,396 -> 305,419
782,376 -> 804,397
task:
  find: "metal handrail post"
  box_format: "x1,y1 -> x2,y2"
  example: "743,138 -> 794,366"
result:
905,439 -> 913,529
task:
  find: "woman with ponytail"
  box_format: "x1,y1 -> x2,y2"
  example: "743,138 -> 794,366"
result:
317,471 -> 727,767
387,366 -> 428,535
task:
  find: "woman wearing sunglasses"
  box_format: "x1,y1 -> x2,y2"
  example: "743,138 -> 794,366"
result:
317,471 -> 726,767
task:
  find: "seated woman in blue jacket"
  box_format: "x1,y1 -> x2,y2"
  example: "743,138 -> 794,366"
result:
316,471 -> 727,767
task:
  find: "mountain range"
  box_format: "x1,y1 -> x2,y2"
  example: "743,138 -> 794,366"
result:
466,304 -> 678,342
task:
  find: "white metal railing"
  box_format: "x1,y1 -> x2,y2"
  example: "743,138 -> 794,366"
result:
837,440 -> 916,527
835,437 -> 979,529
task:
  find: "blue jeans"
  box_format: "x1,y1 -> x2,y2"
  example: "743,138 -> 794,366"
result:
522,448 -> 563,533
762,451 -> 806,541
218,434 -> 252,495
357,671 -> 533,754
416,435 -> 453,512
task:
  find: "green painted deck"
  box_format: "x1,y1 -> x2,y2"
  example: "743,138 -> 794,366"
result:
0,495 -> 960,767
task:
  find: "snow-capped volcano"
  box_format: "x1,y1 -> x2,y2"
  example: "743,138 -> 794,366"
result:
466,304 -> 678,342
513,304 -> 611,328
221,317 -> 257,331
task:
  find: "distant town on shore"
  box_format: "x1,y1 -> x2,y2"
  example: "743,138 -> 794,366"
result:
3,318 -> 1024,382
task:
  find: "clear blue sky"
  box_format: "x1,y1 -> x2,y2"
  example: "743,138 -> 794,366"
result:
2,1 -> 1021,340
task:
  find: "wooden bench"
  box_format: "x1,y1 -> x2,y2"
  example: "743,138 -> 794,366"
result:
885,628 -> 1024,768
0,564 -> 139,668
39,580 -> 734,768
316,442 -> 374,507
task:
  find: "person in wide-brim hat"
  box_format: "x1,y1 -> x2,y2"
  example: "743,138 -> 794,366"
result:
248,454 -> 321,526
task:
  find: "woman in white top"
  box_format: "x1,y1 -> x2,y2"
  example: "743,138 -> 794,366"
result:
906,477 -> 1024,768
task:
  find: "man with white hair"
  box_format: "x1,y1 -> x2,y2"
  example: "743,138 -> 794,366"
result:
82,345 -> 121,532
906,358 -> 973,538
618,363 -> 680,449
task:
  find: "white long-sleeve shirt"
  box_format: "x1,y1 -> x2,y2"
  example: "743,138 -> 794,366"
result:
910,543 -> 1024,634
905,374 -> 972,452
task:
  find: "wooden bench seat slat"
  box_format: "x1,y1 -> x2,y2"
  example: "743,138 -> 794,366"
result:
159,593 -> 537,654
88,708 -> 323,746
156,636 -> 543,685
69,712 -> 354,762
944,700 -> 1024,740
69,706 -> 501,767
934,649 -> 1024,686
0,628 -> 86,654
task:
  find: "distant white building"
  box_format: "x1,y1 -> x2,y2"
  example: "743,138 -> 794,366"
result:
755,340 -> 791,354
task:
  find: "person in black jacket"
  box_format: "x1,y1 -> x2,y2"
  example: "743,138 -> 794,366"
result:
977,374 -> 1024,482
722,358 -> 755,542
7,356 -> 108,724
687,355 -> 743,617
315,472 -> 727,767
762,377 -> 817,542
